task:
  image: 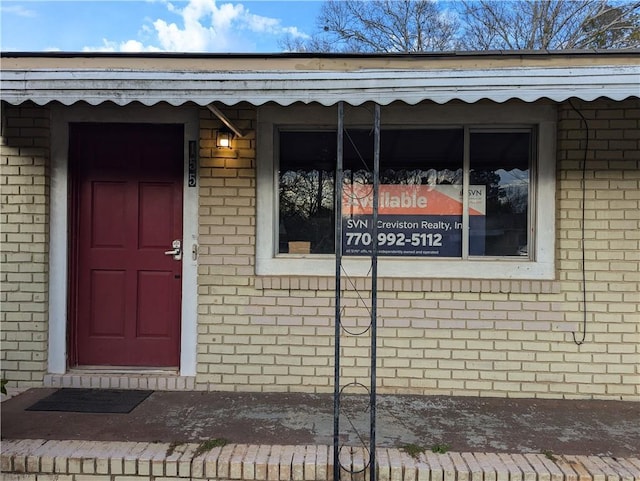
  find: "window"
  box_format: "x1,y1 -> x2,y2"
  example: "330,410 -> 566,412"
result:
257,103 -> 555,279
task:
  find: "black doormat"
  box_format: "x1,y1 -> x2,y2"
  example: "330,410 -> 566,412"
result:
26,388 -> 153,413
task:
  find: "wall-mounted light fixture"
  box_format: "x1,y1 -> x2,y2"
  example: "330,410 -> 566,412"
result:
207,104 -> 245,150
216,127 -> 234,149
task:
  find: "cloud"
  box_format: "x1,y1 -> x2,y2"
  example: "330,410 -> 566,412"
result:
83,0 -> 310,53
83,39 -> 163,53
1,4 -> 37,18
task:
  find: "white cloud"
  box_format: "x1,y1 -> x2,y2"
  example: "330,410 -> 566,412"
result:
0,5 -> 37,18
120,39 -> 164,52
83,0 -> 310,53
83,38 -> 163,53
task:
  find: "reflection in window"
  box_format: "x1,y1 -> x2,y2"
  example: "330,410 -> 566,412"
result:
279,131 -> 336,254
470,132 -> 530,257
278,128 -> 532,258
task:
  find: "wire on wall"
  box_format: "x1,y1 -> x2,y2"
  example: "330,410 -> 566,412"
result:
569,99 -> 590,346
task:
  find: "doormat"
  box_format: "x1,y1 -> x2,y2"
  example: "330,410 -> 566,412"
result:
26,388 -> 153,413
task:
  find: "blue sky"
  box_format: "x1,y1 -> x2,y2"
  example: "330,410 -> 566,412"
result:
0,0 -> 323,53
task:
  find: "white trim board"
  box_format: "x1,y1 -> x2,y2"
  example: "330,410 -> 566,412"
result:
256,102 -> 556,280
48,103 -> 199,376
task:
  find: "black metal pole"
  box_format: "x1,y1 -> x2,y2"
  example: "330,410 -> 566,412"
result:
370,103 -> 380,481
334,101 -> 344,481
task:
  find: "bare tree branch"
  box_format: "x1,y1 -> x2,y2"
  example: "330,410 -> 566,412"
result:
280,0 -> 640,52
460,0 -> 640,50
281,0 -> 460,53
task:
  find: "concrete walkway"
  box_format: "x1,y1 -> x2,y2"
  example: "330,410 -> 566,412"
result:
1,388 -> 639,481
2,388 -> 639,456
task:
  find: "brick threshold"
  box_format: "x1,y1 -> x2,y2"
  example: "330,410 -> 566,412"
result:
2,440 -> 639,481
44,372 -> 195,391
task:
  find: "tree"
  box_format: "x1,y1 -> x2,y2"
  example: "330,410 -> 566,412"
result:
280,0 -> 460,53
458,0 -> 640,50
281,0 -> 640,52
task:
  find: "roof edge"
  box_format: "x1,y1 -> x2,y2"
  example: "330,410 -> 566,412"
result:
2,49 -> 640,60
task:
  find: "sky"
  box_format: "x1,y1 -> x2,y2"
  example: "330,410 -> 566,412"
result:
0,0 -> 323,53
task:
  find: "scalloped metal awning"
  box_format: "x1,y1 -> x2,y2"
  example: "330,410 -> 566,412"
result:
1,52 -> 638,107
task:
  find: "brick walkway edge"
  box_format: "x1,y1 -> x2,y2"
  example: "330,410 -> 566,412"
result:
2,440 -> 639,481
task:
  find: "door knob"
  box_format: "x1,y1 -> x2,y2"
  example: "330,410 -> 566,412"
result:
164,240 -> 182,260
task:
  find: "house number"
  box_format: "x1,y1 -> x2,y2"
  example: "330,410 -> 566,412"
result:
188,140 -> 197,187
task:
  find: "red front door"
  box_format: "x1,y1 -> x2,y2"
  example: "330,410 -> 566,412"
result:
70,123 -> 183,367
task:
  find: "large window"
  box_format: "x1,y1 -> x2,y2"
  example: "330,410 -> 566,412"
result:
257,103 -> 555,279
278,129 -> 531,259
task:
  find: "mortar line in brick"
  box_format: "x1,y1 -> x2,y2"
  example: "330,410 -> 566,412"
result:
163,442 -> 186,477
106,441 -> 139,475
523,454 -> 552,481
34,441 -> 57,474
423,451 -> 445,481
555,456 -> 580,481
254,444 -> 272,481
460,452 -> 484,481
596,456 -> 634,481
2,439 -> 36,472
376,448 -> 391,481
1,440 -> 639,481
177,443 -> 201,478
267,444 -> 283,481
291,444 -> 306,481
218,443 -> 237,479
510,453 -> 537,481
122,441 -> 149,476
498,453 -> 524,481
602,457 -> 640,481
387,447 -> 403,481
55,439 -> 87,474
281,445 -> 297,481
573,456 -> 606,481
203,445 -> 225,478
560,455 -> 593,481
449,452 -> 470,481
303,445 -> 317,481
243,443 -> 260,480
473,453 -> 497,481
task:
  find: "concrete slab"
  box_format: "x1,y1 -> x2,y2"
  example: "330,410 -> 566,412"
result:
1,388 -> 639,457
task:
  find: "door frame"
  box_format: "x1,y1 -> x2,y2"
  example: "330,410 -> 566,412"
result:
49,103 -> 199,376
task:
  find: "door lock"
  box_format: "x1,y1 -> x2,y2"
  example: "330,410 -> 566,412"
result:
164,239 -> 182,260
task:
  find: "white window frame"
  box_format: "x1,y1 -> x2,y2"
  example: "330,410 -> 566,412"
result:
256,102 -> 556,279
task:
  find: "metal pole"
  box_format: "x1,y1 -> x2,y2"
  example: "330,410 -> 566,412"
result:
370,103 -> 380,481
334,101 -> 344,481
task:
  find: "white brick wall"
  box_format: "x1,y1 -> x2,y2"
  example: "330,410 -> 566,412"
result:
0,101 -> 50,390
3,439 -> 637,481
1,98 -> 637,401
196,99 -> 639,400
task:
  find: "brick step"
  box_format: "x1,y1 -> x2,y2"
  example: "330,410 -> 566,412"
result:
2,439 -> 639,481
44,373 -> 195,391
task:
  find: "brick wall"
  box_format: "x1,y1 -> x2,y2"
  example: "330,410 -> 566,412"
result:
555,98 -> 640,399
197,99 -> 639,400
1,97 -> 637,400
197,104 -> 258,388
0,101 -> 50,390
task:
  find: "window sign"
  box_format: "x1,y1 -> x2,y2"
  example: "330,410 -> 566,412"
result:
342,184 -> 486,256
277,128 -> 530,258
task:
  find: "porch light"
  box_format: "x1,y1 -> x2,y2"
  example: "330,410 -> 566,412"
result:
216,127 -> 234,149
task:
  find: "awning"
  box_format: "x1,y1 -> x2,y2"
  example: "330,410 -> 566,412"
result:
1,52 -> 638,107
